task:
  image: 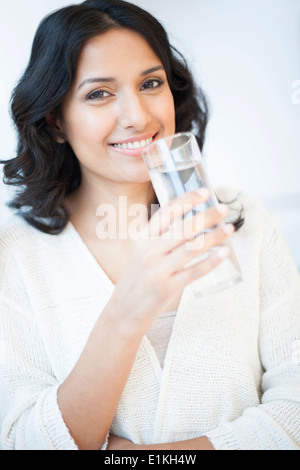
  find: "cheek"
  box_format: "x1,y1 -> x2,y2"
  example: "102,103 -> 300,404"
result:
63,107 -> 115,153
159,90 -> 176,134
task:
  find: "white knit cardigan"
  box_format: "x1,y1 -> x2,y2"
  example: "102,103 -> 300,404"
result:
0,188 -> 299,450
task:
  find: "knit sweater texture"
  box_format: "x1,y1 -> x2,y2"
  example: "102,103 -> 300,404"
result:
0,187 -> 299,450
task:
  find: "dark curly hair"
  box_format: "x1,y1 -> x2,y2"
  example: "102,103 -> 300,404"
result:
1,0 -> 243,234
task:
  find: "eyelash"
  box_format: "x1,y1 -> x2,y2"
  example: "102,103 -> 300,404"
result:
86,78 -> 164,101
140,78 -> 164,91
86,89 -> 111,101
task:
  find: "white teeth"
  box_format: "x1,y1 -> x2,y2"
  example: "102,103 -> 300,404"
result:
113,137 -> 154,149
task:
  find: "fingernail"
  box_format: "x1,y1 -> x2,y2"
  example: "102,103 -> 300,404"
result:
217,246 -> 230,259
217,204 -> 229,216
196,188 -> 210,198
223,223 -> 234,235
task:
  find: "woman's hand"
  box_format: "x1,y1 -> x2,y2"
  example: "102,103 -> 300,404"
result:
107,435 -> 138,450
111,188 -> 233,334
107,434 -> 215,450
58,189 -> 231,451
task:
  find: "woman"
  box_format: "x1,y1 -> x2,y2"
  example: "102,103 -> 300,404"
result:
0,0 -> 299,451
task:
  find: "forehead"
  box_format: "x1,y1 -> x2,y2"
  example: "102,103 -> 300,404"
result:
75,28 -> 163,81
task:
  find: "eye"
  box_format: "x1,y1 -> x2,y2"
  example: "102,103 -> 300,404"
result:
86,89 -> 112,101
140,78 -> 164,91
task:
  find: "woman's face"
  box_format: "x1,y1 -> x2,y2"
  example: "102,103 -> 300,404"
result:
58,28 -> 176,186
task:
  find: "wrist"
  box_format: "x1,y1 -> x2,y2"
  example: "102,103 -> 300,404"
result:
102,295 -> 152,340
138,437 -> 214,451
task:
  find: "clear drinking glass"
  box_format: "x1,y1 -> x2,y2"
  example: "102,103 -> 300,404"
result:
142,132 -> 242,297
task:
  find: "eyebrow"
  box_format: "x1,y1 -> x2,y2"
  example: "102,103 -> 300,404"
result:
77,65 -> 165,90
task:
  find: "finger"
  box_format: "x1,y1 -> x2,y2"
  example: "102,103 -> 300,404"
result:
168,244 -> 231,290
141,188 -> 210,239
165,203 -> 229,246
147,203 -> 229,258
185,223 -> 234,253
162,223 -> 234,277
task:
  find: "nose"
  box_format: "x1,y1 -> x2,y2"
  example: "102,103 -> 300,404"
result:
118,90 -> 151,130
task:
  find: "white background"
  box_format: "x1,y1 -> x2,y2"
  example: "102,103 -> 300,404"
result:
0,0 -> 299,268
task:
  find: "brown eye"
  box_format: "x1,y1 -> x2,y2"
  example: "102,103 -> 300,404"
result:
141,78 -> 164,91
86,89 -> 112,101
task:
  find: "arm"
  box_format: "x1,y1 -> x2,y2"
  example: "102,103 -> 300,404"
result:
57,190 -> 231,450
57,300 -> 147,450
108,207 -> 300,451
206,213 -> 300,450
107,435 -> 215,450
0,298 -> 78,450
0,190 -> 230,450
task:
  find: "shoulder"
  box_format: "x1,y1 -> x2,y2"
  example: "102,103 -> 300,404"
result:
0,213 -> 72,271
0,215 -> 43,278
216,186 -> 299,275
216,185 -> 269,214
0,214 -> 76,302
0,214 -> 37,246
215,185 -> 275,236
0,213 -> 73,247
0,214 -> 51,254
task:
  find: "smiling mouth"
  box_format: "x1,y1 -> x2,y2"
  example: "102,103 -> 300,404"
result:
110,133 -> 158,150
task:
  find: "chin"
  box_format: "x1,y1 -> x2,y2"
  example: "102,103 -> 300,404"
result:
119,166 -> 151,184
129,175 -> 151,184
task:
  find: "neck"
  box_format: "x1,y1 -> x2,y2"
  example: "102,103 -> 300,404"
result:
65,176 -> 157,240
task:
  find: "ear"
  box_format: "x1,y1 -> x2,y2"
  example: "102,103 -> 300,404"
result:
45,111 -> 67,144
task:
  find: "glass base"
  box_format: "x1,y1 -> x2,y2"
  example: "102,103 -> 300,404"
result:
188,247 -> 243,297
185,241 -> 242,298
191,272 -> 242,297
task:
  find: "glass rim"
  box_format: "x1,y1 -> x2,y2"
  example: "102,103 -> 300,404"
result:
142,131 -> 195,158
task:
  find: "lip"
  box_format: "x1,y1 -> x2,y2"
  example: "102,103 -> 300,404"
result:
108,132 -> 158,157
110,132 -> 157,145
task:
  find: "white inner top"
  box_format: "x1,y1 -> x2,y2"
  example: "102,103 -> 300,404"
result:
146,311 -> 177,367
